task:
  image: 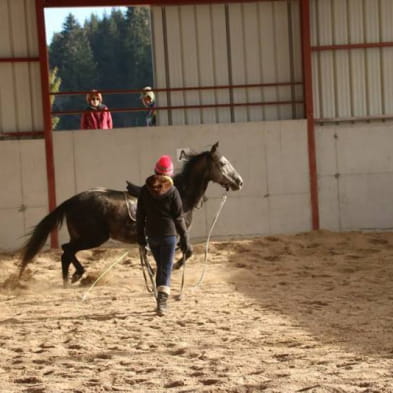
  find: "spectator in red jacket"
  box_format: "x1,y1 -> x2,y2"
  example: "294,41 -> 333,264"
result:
81,90 -> 113,130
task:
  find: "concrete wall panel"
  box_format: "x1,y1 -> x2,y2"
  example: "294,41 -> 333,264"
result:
0,209 -> 24,250
53,132 -> 78,199
207,196 -> 270,238
0,120 -> 313,250
20,140 -> 47,206
316,122 -> 393,232
317,175 -> 340,231
0,141 -> 22,207
336,125 -> 393,174
315,127 -> 337,176
265,120 -> 309,195
339,173 -> 393,231
72,130 -> 141,191
269,193 -> 311,234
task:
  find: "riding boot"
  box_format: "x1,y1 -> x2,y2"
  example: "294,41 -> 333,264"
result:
156,292 -> 168,316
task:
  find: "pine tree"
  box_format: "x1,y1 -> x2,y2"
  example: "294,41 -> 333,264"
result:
48,8 -> 154,129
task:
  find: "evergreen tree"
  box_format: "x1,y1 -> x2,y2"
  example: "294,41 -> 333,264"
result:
123,7 -> 153,126
49,14 -> 98,130
48,8 -> 153,129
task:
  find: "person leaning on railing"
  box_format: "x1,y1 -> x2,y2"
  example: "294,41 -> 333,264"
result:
81,90 -> 113,130
140,86 -> 157,127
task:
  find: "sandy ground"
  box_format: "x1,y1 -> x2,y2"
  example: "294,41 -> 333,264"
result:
1,230 -> 393,393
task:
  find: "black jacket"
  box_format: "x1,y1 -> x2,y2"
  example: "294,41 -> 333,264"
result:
136,175 -> 188,244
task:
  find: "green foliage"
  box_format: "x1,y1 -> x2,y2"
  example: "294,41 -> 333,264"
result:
49,67 -> 61,130
48,8 -> 153,130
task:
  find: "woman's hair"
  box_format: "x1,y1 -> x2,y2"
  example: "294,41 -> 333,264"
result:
86,90 -> 103,104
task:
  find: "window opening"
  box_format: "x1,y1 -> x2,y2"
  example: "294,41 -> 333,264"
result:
45,6 -> 154,130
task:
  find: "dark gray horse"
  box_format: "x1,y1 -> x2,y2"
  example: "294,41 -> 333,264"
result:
19,142 -> 243,286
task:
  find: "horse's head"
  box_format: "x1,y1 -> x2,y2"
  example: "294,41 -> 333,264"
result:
208,142 -> 243,191
176,142 -> 243,211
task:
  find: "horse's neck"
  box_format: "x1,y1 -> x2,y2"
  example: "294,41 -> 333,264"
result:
175,172 -> 208,212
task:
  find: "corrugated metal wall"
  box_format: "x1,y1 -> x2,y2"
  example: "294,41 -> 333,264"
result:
0,0 -> 43,134
311,0 -> 393,121
151,0 -> 304,126
3,1 -> 393,129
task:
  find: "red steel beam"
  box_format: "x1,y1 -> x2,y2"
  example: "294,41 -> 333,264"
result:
300,0 -> 319,231
50,81 -> 303,96
315,114 -> 393,123
312,41 -> 393,51
36,0 -> 58,248
43,0 -> 283,7
52,100 -> 304,116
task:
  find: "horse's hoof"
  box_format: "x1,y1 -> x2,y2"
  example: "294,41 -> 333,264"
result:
71,272 -> 84,283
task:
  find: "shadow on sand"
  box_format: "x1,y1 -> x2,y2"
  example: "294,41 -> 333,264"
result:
222,230 -> 393,358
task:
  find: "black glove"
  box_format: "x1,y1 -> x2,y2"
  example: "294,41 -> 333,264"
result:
180,236 -> 193,259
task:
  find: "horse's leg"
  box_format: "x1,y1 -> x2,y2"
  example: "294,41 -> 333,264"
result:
61,243 -> 75,287
68,234 -> 109,284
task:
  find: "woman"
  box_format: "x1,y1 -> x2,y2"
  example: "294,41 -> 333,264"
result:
136,155 -> 192,315
80,90 -> 113,130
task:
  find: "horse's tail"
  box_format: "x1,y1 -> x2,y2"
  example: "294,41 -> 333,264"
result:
19,200 -> 69,278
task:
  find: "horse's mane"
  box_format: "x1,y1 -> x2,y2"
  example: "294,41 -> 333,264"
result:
173,150 -> 212,211
174,150 -> 210,186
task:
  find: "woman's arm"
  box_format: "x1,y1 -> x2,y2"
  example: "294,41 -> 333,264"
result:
136,190 -> 147,245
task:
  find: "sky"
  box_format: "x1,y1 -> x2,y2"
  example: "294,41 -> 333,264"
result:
44,7 -> 126,44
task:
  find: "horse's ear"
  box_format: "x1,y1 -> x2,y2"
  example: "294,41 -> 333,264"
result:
211,142 -> 219,154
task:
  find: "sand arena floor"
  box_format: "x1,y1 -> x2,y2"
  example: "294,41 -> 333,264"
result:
1,230 -> 393,393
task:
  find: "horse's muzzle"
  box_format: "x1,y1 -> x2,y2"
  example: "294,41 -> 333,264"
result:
230,176 -> 243,191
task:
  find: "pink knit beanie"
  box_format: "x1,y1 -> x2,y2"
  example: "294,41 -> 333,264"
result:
154,155 -> 174,176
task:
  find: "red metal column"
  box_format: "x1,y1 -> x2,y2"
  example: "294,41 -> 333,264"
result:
300,0 -> 319,230
36,0 -> 58,248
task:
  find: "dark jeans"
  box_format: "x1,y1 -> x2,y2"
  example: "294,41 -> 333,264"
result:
148,235 -> 176,289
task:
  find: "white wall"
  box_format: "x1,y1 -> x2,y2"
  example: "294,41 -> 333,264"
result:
3,119 -> 393,252
317,122 -> 393,231
0,120 -> 311,251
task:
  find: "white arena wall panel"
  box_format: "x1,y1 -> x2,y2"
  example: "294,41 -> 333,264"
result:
316,122 -> 393,232
3,120 -> 393,250
0,120 -> 311,251
0,139 -> 48,250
